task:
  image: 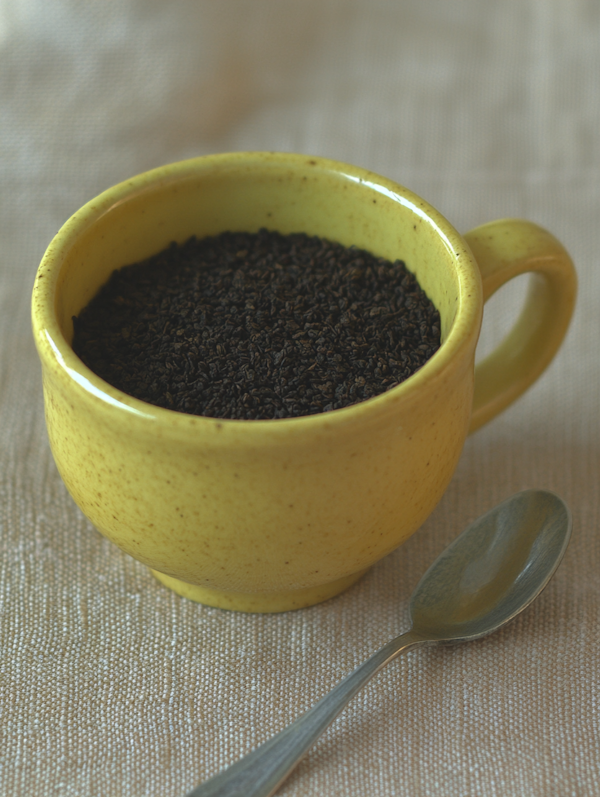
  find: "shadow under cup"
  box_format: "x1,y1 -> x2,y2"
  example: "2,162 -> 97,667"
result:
33,153 -> 485,612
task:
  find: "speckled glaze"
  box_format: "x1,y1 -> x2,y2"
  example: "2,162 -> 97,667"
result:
31,153 -> 577,612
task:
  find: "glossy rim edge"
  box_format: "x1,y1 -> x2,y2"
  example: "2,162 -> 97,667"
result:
31,152 -> 483,437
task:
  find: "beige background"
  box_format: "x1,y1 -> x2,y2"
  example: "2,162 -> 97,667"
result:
1,1 -> 599,795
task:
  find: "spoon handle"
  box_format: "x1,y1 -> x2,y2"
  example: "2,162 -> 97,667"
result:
186,629 -> 427,797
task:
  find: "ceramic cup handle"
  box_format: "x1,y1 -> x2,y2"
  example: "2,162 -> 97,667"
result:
464,219 -> 577,433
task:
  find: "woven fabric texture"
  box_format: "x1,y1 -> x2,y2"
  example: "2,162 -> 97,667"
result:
1,2 -> 599,795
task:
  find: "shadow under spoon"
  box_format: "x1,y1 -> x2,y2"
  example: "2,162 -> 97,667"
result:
187,489 -> 571,797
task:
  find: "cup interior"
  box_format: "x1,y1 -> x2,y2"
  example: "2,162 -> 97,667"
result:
46,155 -> 474,359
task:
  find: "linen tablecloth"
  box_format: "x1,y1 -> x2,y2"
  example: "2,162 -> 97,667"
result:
1,2 -> 599,795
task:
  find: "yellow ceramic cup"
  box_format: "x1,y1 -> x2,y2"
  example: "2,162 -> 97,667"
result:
31,153 -> 576,612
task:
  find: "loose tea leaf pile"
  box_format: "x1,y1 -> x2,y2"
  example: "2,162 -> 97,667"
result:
72,229 -> 441,420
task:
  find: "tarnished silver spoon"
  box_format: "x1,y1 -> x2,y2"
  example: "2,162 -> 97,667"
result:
187,489 -> 571,797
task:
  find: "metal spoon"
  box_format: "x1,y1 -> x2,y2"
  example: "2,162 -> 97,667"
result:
187,489 -> 571,797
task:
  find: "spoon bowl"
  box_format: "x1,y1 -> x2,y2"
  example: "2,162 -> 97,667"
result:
410,489 -> 571,642
188,489 -> 571,797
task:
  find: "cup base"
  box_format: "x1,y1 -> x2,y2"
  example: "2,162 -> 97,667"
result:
150,568 -> 369,612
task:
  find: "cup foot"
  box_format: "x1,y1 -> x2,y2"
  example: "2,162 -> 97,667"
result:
150,568 -> 369,612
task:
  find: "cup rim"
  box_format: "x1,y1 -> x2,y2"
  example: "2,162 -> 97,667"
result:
32,151 -> 482,436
